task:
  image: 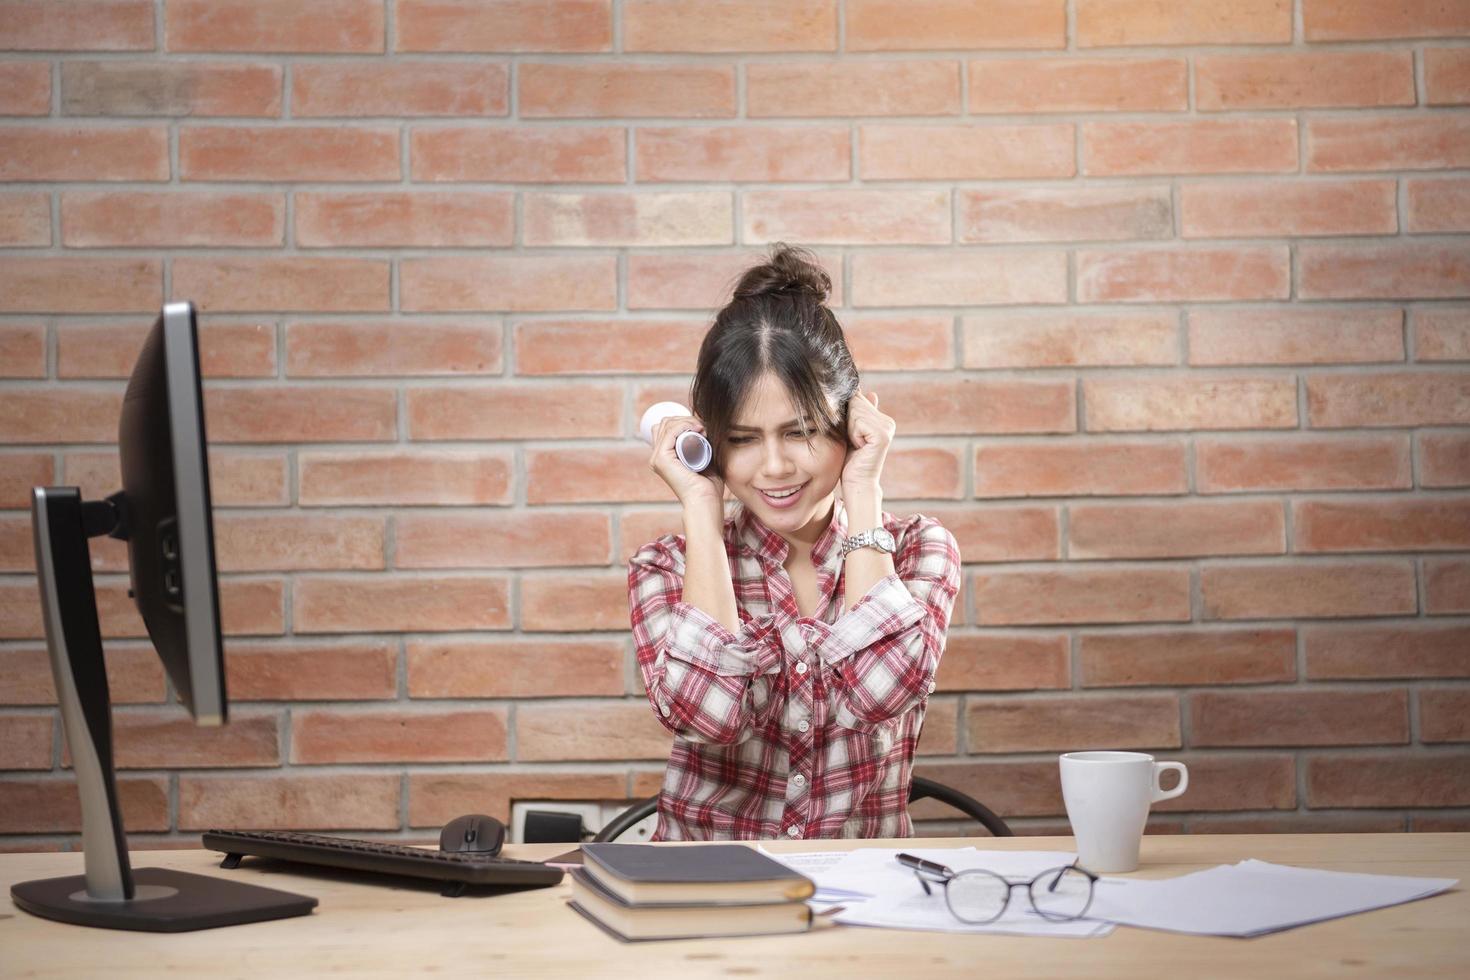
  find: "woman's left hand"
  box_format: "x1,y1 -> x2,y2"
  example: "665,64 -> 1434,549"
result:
841,389 -> 895,496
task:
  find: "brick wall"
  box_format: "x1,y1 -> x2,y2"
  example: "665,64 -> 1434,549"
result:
1,0 -> 1468,849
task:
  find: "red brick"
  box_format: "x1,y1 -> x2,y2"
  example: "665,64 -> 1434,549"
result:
963,311 -> 1176,367
294,575 -> 511,633
1078,246 -> 1290,302
1201,560 -> 1417,620
226,640 -> 398,701
1426,558 -> 1470,614
521,571 -> 628,631
0,454 -> 52,508
1192,813 -> 1403,834
0,714 -> 51,770
1308,752 -> 1470,808
0,258 -> 160,314
166,0 -> 383,53
880,447 -> 968,500
516,702 -> 670,761
1153,755 -> 1297,813
1198,435 -> 1411,493
400,255 -> 617,312
0,777 -> 168,834
412,125 -> 624,182
873,376 -> 1075,435
916,698 -> 959,756
292,707 -> 508,764
0,193 -> 49,247
1415,308 -> 1470,362
396,511 -> 611,568
62,61 -> 281,116
974,439 -> 1186,498
624,0 -> 834,52
846,316 -> 955,372
746,60 -> 960,116
0,516 -> 34,572
744,189 -> 949,245
0,387 -> 121,444
1421,690 -> 1470,743
630,250 -> 840,309
1406,177 -> 1470,233
0,322 -> 44,377
397,0 -> 612,52
521,61 -> 732,118
1294,497 -> 1470,553
1196,51 -> 1413,111
1181,179 -> 1395,239
407,382 -> 620,440
861,123 -> 1073,180
408,771 -> 628,827
57,317 -> 274,379
524,191 -> 731,247
294,61 -> 506,117
0,1 -> 153,51
173,257 -> 389,312
215,514 -> 384,572
958,185 -> 1171,244
204,386 -> 396,443
1306,372 -> 1470,428
1423,432 -> 1470,487
636,125 -> 848,182
1426,47 -> 1470,105
61,191 -> 284,247
1070,500 -> 1285,560
1081,629 -> 1296,687
0,126 -> 167,182
1084,119 -> 1296,176
286,318 -> 501,377
1193,690 -> 1407,748
296,191 -> 513,248
935,633 -> 1069,692
528,447 -> 673,504
179,773 -> 399,831
1303,0 -> 1470,40
851,249 -> 1066,307
180,125 -> 398,182
848,0 -> 1062,50
1187,307 -> 1403,365
0,61 -> 50,114
1307,116 -> 1470,172
969,57 -> 1184,112
515,318 -> 703,376
64,449 -> 289,507
1305,623 -> 1470,680
928,503 -> 1059,562
104,709 -> 280,768
1301,244 -> 1470,301
968,694 -> 1180,753
299,450 -> 512,507
974,568 -> 1190,626
1077,0 -> 1290,46
1084,376 -> 1297,432
407,639 -> 623,698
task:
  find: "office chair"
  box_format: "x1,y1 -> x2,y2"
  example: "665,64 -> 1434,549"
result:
593,775 -> 1014,842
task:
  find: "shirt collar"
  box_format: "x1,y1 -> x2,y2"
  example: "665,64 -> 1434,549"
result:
735,496 -> 849,569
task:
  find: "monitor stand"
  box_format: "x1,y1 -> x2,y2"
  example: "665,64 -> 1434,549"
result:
10,487 -> 316,931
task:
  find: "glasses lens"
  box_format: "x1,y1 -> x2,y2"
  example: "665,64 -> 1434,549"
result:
1029,866 -> 1093,920
945,871 -> 1010,923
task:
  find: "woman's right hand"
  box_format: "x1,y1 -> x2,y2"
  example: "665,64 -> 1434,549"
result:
648,414 -> 725,508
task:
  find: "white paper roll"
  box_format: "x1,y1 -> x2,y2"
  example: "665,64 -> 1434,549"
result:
638,401 -> 712,473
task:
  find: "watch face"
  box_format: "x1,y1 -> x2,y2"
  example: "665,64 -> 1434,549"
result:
874,528 -> 897,552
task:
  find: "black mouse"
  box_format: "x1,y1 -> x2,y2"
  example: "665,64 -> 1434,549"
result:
439,813 -> 506,855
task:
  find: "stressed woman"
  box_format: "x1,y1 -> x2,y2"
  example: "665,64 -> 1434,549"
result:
628,244 -> 962,842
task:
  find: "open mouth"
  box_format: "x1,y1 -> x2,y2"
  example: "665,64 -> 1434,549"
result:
759,482 -> 807,507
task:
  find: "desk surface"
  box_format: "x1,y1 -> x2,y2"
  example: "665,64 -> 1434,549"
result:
1,833 -> 1465,978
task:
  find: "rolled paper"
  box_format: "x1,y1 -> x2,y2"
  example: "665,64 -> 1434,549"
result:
638,401 -> 712,473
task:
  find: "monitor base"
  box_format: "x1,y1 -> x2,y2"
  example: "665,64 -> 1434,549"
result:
11,867 -> 316,932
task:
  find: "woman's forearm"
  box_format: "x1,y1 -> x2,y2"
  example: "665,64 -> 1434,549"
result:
678,499 -> 741,634
840,487 -> 895,612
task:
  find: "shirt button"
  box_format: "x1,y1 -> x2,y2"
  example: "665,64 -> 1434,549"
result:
926,680 -> 936,694
792,773 -> 806,787
786,826 -> 801,838
797,719 -> 811,733
660,703 -> 671,717
795,661 -> 808,675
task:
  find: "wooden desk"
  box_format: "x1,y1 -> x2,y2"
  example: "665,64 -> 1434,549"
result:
1,834 -> 1465,978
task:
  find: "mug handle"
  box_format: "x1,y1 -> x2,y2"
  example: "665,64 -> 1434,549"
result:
1151,762 -> 1188,803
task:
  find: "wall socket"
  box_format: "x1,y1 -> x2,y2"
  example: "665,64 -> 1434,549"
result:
508,801 -> 659,844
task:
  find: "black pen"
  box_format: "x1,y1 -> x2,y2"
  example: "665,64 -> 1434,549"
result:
896,852 -> 954,877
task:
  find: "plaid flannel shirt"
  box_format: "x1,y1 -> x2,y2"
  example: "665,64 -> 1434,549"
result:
627,499 -> 961,841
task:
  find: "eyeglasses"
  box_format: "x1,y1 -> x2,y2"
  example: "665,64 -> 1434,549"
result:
896,853 -> 1099,925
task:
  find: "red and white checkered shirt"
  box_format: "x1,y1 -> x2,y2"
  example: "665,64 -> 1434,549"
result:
628,499 -> 961,841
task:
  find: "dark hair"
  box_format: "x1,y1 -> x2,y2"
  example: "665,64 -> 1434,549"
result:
690,243 -> 860,479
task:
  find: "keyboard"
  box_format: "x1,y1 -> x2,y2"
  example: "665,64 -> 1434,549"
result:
202,829 -> 564,897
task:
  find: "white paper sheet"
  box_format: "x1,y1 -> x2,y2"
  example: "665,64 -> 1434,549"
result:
1086,859 -> 1459,937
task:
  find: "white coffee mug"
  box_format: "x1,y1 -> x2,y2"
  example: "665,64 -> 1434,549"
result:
1059,751 -> 1188,873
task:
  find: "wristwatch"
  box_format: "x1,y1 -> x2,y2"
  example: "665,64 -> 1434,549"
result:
840,526 -> 897,558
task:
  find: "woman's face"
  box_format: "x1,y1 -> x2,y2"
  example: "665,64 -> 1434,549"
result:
720,371 -> 847,548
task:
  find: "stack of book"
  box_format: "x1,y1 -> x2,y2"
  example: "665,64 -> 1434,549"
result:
568,842 -> 817,942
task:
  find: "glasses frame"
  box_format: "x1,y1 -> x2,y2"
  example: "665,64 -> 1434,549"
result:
911,861 -> 1100,925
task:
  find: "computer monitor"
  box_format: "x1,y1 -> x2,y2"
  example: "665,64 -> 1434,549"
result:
11,302 -> 315,932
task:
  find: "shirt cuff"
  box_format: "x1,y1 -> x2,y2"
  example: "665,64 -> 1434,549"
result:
663,601 -> 782,677
817,573 -> 928,666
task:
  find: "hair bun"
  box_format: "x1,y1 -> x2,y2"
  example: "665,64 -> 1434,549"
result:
732,243 -> 831,304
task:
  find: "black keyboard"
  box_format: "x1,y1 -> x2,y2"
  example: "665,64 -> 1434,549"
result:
203,829 -> 563,897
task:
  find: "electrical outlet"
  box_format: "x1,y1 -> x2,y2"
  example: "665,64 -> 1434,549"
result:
510,801 -> 602,844
600,802 -> 657,843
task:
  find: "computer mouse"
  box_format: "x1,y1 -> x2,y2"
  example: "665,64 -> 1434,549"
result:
439,813 -> 506,855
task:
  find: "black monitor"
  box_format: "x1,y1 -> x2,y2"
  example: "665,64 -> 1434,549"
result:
11,302 -> 315,932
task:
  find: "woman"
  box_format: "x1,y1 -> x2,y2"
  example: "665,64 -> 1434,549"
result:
629,244 -> 961,841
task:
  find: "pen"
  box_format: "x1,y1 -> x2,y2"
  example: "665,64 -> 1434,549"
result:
896,853 -> 954,877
